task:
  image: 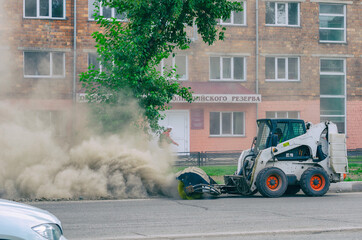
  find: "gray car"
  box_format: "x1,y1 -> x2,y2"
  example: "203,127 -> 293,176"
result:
0,199 -> 67,240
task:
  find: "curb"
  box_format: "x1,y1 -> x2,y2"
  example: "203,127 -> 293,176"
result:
329,181 -> 362,193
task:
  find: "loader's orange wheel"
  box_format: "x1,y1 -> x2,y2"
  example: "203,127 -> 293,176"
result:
300,167 -> 330,197
310,174 -> 325,191
256,167 -> 288,198
266,175 -> 280,191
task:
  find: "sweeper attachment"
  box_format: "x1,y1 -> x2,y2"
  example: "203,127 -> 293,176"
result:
176,119 -> 348,199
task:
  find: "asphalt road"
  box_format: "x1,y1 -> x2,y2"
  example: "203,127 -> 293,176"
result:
31,192 -> 362,240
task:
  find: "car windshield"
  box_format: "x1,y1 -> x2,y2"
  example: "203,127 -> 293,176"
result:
255,121 -> 271,152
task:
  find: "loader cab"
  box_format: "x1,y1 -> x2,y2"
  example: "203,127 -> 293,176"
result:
254,119 -> 306,152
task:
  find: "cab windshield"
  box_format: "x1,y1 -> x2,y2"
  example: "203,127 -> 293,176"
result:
255,121 -> 271,152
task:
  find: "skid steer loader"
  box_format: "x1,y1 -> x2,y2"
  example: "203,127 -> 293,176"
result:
176,119 -> 348,198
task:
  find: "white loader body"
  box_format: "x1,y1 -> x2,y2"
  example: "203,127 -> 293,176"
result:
240,121 -> 348,193
177,119 -> 349,199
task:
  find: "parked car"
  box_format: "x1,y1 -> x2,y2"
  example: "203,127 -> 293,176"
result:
0,198 -> 67,240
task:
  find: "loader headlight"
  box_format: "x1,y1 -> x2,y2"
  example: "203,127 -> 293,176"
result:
32,223 -> 62,240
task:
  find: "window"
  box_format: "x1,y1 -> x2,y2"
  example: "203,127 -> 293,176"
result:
220,11 -> 245,25
88,52 -> 113,74
255,121 -> 271,151
25,110 -> 65,136
88,53 -> 101,71
210,112 -> 245,136
276,122 -> 288,142
265,57 -> 299,81
39,111 -> 65,136
220,2 -> 246,25
24,0 -> 65,19
319,4 -> 346,43
320,59 -> 345,133
265,2 -> 299,26
24,52 -> 65,78
210,56 -> 245,81
88,0 -> 127,21
290,122 -> 305,138
157,55 -> 188,80
276,121 -> 306,142
266,111 -> 300,119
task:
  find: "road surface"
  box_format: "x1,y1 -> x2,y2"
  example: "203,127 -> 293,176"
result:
31,192 -> 362,240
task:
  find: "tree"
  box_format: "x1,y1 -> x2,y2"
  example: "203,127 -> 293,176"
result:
80,0 -> 243,133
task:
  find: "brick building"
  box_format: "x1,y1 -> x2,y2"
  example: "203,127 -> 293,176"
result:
1,0 -> 361,152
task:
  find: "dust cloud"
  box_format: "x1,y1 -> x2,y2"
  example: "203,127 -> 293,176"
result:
0,102 -> 178,200
0,0 -> 178,200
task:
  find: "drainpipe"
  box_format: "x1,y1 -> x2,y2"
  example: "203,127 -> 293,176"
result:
73,0 -> 77,102
72,0 -> 77,144
255,0 -> 259,133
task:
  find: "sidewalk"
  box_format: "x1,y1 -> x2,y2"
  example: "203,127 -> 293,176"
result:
329,181 -> 362,193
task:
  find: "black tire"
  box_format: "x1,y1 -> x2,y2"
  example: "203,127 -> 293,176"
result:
256,167 -> 288,198
247,189 -> 258,196
300,167 -> 330,197
284,185 -> 301,195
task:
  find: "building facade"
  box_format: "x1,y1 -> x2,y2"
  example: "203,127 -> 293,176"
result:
1,0 -> 361,152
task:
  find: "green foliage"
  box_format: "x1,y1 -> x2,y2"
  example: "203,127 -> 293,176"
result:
347,158 -> 362,181
80,0 -> 243,133
348,157 -> 362,163
349,163 -> 362,168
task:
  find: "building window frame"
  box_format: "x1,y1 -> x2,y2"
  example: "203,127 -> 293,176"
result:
158,55 -> 188,81
265,56 -> 300,82
23,0 -> 66,19
88,52 -> 103,72
88,0 -> 127,21
29,110 -> 66,137
210,112 -> 245,137
265,2 -> 300,27
209,56 -> 246,81
319,3 -> 346,43
219,2 -> 247,26
320,58 -> 346,133
87,52 -> 115,75
23,51 -> 65,78
266,111 -> 300,119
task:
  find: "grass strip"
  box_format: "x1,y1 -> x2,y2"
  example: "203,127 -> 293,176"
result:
174,158 -> 362,181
